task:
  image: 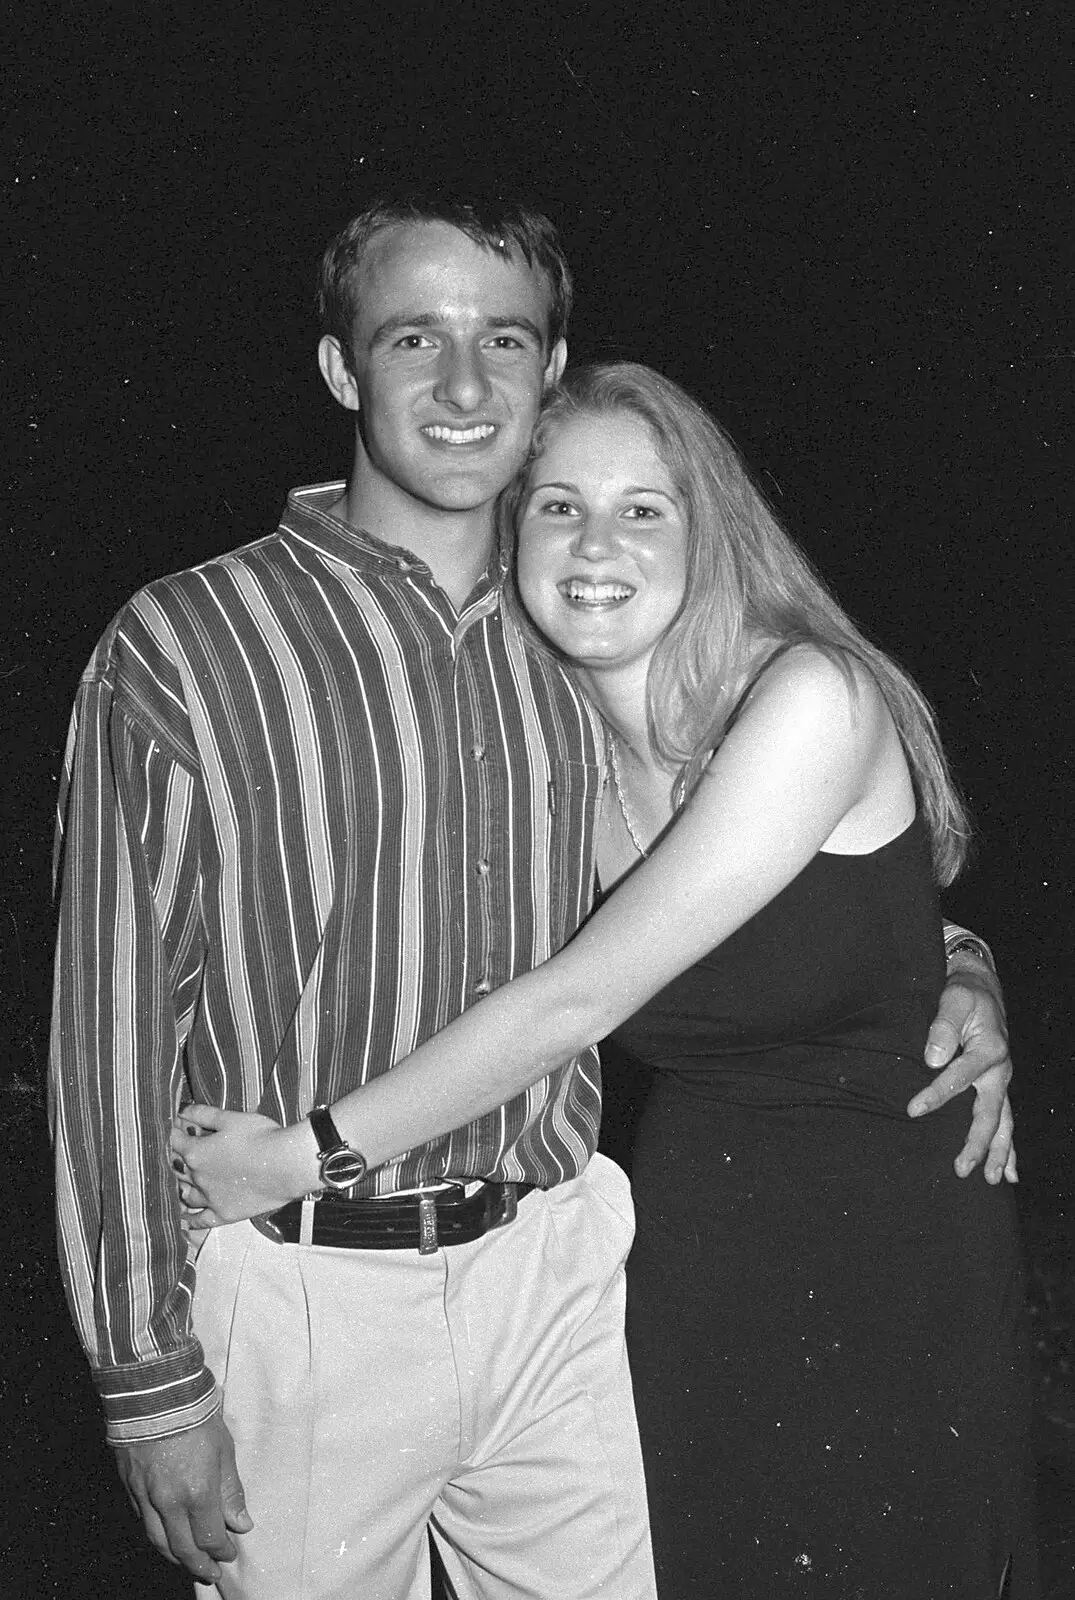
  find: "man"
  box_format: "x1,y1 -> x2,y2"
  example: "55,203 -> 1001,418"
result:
49,193 -> 1013,1599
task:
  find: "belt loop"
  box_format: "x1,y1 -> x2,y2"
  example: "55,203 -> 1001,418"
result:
299,1198 -> 316,1246
494,1182 -> 518,1228
417,1192 -> 440,1255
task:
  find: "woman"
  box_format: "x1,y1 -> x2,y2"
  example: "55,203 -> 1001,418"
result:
174,364 -> 1037,1596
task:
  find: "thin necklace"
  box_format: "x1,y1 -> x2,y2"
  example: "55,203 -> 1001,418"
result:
608,737 -> 648,858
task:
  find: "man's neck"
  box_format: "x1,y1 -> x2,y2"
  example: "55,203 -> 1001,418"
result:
334,474 -> 496,612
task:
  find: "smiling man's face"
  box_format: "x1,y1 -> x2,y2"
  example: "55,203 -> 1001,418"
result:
324,221 -> 566,520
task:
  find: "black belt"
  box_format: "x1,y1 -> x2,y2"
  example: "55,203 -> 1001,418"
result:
252,1181 -> 535,1255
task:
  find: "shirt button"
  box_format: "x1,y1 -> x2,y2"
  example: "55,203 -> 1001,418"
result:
476,858 -> 490,877
470,743 -> 485,761
474,977 -> 493,997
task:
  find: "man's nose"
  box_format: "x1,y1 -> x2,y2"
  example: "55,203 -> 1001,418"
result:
432,345 -> 493,411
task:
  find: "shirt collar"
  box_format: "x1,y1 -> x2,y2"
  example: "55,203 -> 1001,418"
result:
279,482 -> 505,609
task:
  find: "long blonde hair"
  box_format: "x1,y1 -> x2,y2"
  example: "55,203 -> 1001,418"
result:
503,361 -> 971,884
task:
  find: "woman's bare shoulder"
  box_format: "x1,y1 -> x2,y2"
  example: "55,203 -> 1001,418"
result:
744,642 -> 886,728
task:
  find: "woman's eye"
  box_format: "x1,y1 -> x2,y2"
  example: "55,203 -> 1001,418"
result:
624,504 -> 660,520
539,500 -> 577,516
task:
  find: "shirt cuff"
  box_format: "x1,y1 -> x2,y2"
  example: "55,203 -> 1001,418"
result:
942,922 -> 996,974
96,1348 -> 221,1446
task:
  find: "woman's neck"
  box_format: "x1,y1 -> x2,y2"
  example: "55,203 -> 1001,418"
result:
579,660 -> 680,883
576,661 -> 655,772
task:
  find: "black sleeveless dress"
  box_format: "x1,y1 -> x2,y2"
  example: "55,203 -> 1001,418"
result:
615,816 -> 1039,1598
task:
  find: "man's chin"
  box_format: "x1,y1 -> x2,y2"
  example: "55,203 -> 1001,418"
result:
415,471 -> 518,516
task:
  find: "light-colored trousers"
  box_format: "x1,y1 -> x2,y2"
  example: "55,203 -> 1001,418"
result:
192,1153 -> 655,1600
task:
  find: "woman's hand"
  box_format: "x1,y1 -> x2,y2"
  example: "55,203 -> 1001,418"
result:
169,1106 -> 319,1227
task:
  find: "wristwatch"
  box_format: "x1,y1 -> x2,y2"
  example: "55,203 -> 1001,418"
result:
308,1105 -> 368,1192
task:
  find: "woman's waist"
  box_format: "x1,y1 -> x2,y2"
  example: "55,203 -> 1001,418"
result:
614,989 -> 939,1068
646,1039 -> 959,1120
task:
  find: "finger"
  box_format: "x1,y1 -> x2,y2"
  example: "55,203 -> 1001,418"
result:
134,1496 -> 183,1568
178,1138 -> 211,1179
923,1018 -> 962,1070
180,1213 -> 216,1240
219,1435 -> 254,1535
983,1099 -> 1016,1187
1004,1142 -> 1019,1184
170,1129 -> 195,1164
183,1207 -> 224,1230
139,1494 -> 223,1584
179,1103 -> 226,1133
187,1498 -> 239,1569
952,1082 -> 1005,1179
908,1052 -> 981,1118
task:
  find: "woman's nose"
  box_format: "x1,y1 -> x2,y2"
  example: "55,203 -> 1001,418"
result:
572,514 -> 618,559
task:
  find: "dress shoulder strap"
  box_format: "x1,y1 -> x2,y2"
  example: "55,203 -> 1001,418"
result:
721,640 -> 800,739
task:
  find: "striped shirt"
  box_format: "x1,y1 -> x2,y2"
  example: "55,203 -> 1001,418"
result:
49,483 -> 606,1444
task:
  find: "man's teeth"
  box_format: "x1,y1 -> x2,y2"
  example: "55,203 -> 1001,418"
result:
423,424 -> 496,443
563,580 -> 634,603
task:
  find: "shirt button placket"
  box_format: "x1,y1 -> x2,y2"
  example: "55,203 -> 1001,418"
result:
471,731 -> 494,998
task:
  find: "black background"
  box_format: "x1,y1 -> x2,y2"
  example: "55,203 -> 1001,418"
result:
4,2 -> 1072,1593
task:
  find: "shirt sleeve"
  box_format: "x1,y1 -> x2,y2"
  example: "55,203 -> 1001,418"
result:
48,642 -> 219,1444
941,921 -> 997,974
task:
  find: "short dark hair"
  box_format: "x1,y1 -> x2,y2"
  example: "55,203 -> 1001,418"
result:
317,192 -> 573,375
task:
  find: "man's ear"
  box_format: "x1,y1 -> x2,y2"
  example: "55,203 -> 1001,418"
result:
543,338 -> 568,390
318,336 -> 361,413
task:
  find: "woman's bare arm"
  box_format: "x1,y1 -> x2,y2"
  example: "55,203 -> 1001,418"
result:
174,649 -> 900,1219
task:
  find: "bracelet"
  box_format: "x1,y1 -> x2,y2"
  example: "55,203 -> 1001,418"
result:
946,936 -> 995,971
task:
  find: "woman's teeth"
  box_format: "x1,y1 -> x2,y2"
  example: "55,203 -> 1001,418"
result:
561,580 -> 634,604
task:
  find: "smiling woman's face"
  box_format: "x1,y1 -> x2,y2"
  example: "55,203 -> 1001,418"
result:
516,410 -> 689,681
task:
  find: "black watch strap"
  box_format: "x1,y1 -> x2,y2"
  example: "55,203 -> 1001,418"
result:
309,1103 -> 345,1156
308,1105 -> 368,1191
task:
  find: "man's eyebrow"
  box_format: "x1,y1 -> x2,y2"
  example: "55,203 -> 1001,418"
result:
369,313 -> 547,347
369,313 -> 439,346
486,316 -> 546,344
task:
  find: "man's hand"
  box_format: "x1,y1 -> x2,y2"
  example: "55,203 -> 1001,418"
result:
908,959 -> 1017,1184
115,1412 -> 253,1583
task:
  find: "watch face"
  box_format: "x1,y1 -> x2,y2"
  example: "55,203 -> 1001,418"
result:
320,1148 -> 368,1189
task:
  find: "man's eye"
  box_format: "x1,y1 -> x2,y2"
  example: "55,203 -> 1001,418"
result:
396,334 -> 434,350
488,336 -> 524,350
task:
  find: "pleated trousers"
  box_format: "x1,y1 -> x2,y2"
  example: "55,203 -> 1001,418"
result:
191,1153 -> 655,1600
